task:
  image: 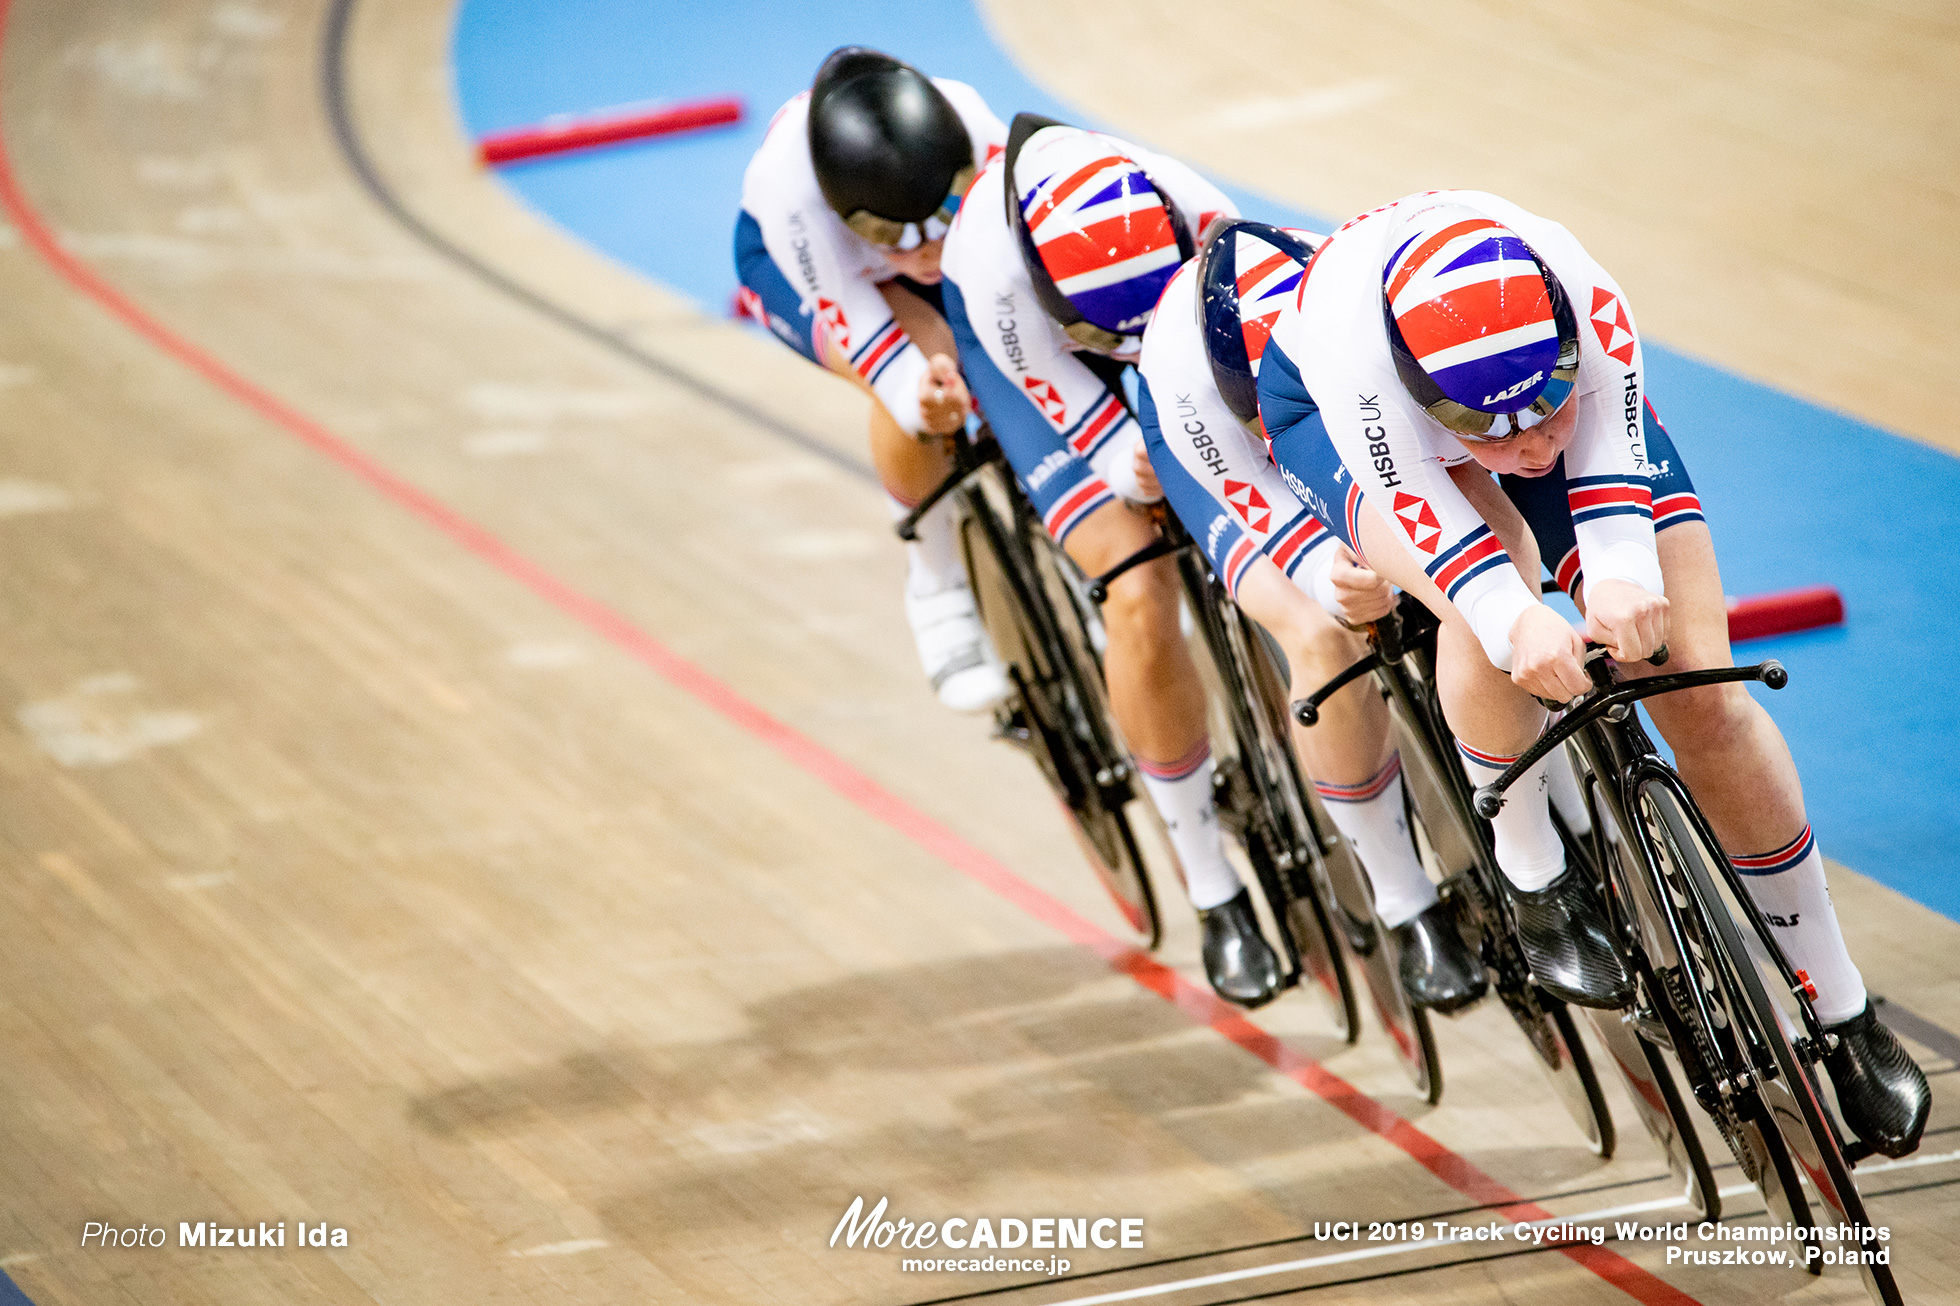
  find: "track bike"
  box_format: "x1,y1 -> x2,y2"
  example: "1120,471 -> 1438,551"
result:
898,422 -> 1166,944
1294,596 -> 1616,1142
1092,505 -> 1367,1039
897,423 -> 1366,1043
1474,645 -> 1903,1306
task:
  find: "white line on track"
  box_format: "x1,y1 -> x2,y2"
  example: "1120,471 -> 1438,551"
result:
1035,1149 -> 1960,1306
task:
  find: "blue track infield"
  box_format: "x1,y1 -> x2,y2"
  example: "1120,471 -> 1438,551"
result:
452,0 -> 1960,919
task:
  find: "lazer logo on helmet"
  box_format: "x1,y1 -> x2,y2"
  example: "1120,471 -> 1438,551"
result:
1483,371 -> 1543,406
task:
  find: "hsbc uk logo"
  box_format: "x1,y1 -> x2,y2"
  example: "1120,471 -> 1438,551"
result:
1590,287 -> 1635,365
1393,491 -> 1442,554
1223,479 -> 1271,534
1024,376 -> 1067,425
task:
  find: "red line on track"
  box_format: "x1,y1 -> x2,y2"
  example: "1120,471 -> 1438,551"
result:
0,8 -> 1695,1299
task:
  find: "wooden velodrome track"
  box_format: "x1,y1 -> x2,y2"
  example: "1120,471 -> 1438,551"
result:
0,2 -> 1953,1305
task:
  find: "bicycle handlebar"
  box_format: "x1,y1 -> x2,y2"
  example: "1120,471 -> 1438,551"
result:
1474,652 -> 1788,818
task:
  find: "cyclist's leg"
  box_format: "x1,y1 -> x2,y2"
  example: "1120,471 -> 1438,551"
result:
949,331 -> 1273,999
1267,420 -> 1627,1006
1538,407 -> 1927,1147
1067,495 -> 1282,1003
734,215 -> 1003,710
1136,383 -> 1445,927
1231,557 -> 1487,1009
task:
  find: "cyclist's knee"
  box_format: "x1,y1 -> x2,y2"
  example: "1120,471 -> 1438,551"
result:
1100,559 -> 1182,647
1284,614 -> 1367,684
1647,679 -> 1757,756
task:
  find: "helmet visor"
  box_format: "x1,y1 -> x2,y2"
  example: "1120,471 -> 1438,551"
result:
843,164 -> 976,247
1422,354 -> 1577,440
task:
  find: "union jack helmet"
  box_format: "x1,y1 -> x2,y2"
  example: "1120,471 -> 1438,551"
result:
1381,199 -> 1578,440
1009,120 -> 1192,351
1196,219 -> 1317,428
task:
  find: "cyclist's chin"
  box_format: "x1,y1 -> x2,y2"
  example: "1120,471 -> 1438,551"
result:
1513,461 -> 1559,478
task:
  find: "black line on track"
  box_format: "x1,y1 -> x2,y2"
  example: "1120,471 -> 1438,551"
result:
316,0 -> 874,485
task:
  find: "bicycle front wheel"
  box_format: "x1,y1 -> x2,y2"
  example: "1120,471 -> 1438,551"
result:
1641,780 -> 1899,1305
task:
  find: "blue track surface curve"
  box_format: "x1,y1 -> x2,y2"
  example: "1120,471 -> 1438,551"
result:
453,0 -> 1960,920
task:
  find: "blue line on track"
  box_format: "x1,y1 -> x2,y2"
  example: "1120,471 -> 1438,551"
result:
451,0 -> 1960,921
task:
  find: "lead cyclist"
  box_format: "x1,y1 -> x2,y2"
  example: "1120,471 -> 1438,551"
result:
1252,190 -> 1928,1157
735,47 -> 1008,713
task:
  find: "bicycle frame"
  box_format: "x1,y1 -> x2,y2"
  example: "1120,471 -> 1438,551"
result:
1294,597 -> 1614,1143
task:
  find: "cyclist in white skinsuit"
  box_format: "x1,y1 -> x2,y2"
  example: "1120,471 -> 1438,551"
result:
1133,220 -> 1485,1011
735,48 -> 1009,712
1255,190 -> 1928,1158
940,120 -> 1292,1006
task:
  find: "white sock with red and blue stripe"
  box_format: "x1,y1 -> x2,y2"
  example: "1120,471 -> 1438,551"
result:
1314,756 -> 1436,928
1458,742 -> 1567,892
1733,826 -> 1867,1024
1136,741 -> 1242,911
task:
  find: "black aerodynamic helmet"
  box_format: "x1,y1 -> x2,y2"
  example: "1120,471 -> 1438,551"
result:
1195,218 -> 1317,427
808,47 -> 975,245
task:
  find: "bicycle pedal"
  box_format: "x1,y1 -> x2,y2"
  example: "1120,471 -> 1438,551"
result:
1842,1138 -> 1876,1166
1625,1006 -> 1673,1050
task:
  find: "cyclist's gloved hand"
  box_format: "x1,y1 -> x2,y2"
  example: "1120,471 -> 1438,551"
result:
918,354 -> 972,436
1508,603 -> 1591,703
1323,544 -> 1394,625
1583,579 -> 1670,666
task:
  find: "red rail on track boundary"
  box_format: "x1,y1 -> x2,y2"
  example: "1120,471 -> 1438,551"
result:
0,6 -> 1697,1299
477,96 -> 743,166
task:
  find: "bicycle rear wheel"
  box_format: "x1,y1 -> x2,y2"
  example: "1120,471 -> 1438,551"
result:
961,479 -> 1163,948
1645,782 -> 1901,1305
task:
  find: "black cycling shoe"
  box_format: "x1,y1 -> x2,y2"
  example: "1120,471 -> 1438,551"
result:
1506,868 -> 1634,1009
1199,889 -> 1281,1008
1389,901 -> 1487,1013
1824,1003 -> 1930,1159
